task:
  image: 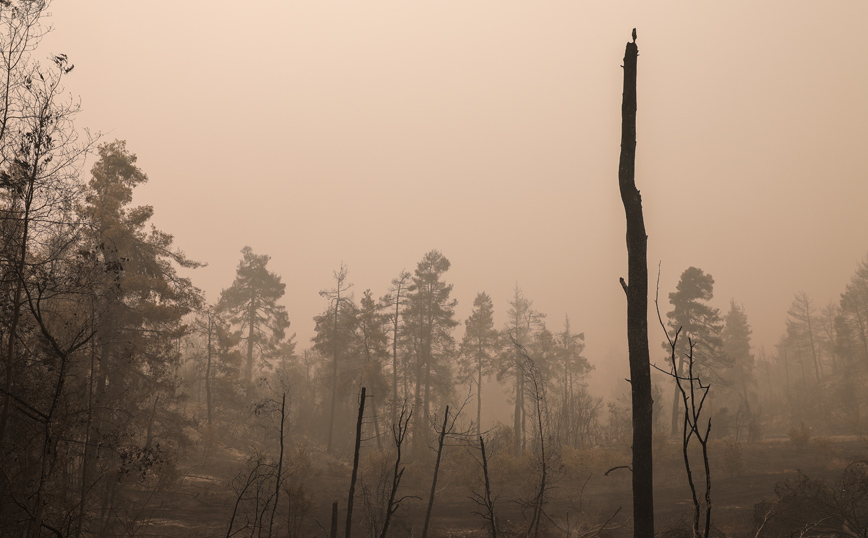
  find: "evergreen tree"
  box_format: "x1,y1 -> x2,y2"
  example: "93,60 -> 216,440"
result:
381,270 -> 412,427
80,140 -> 203,534
498,285 -> 544,455
458,292 -> 500,436
839,256 -> 868,364
554,316 -> 592,447
721,300 -> 756,441
350,289 -> 390,447
217,246 -> 290,400
665,267 -> 726,435
786,292 -> 822,384
403,250 -> 457,450
313,263 -> 353,453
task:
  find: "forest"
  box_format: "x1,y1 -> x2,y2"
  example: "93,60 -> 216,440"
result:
4,2 -> 868,537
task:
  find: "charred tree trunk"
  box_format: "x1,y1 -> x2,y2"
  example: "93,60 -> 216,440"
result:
327,288 -> 341,455
422,406 -> 450,538
329,502 -> 338,538
477,435 -> 497,538
267,392 -> 286,538
617,30 -> 654,538
380,405 -> 413,538
345,387 -> 366,538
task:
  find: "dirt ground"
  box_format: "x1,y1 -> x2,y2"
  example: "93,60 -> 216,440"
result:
134,436 -> 866,538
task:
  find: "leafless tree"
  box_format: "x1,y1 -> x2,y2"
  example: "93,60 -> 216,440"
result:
378,402 -> 416,538
345,386 -> 366,538
658,286 -> 713,538
616,28 -> 654,538
469,435 -> 498,538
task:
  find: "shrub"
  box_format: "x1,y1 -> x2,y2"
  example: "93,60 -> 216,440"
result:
753,461 -> 868,537
787,423 -> 811,450
721,440 -> 743,478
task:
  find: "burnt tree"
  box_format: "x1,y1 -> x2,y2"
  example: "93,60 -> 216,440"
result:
617,29 -> 654,537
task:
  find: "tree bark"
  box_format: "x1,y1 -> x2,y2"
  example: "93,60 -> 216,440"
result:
617,33 -> 654,538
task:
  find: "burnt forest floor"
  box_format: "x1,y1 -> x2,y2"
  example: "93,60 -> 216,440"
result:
129,434 -> 867,538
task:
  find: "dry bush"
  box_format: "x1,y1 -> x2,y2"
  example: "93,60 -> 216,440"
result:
753,460 -> 868,537
811,436 -> 839,467
787,423 -> 812,451
720,440 -> 743,478
360,447 -> 395,482
442,445 -> 482,490
561,445 -> 631,479
658,515 -> 725,538
653,436 -> 682,470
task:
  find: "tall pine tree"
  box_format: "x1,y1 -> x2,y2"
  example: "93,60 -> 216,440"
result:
217,246 -> 290,401
458,292 -> 500,436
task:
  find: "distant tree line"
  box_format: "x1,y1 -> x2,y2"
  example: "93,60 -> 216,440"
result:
659,262 -> 868,442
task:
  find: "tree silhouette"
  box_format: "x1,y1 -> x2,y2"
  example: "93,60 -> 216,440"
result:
217,246 -> 290,401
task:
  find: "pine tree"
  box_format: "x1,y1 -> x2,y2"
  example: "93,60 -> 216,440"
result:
786,292 -> 822,384
665,267 -> 726,435
80,140 -> 203,534
554,316 -> 592,448
403,250 -> 457,450
721,300 -> 756,441
217,246 -> 290,401
839,256 -> 868,364
498,285 -> 544,455
458,292 -> 500,436
381,270 -> 412,428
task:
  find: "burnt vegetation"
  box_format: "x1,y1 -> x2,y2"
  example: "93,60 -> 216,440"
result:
2,8 -> 868,538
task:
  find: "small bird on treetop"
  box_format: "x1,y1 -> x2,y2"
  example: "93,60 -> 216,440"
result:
632,28 -> 637,42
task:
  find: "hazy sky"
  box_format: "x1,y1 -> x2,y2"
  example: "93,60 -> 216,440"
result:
41,1 -> 868,390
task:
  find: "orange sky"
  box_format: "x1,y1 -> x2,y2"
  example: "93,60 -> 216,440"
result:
42,1 -> 868,394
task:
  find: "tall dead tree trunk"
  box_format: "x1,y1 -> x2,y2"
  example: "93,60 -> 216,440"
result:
380,404 -> 413,538
422,406 -> 449,538
267,392 -> 287,538
329,502 -> 338,538
617,29 -> 654,538
345,387 -> 366,538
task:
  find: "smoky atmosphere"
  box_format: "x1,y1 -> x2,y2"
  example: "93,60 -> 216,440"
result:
2,1 -> 867,536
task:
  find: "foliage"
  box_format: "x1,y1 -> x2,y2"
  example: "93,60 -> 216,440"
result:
665,267 -> 727,381
720,301 -> 756,426
720,440 -> 743,478
403,250 -> 458,450
217,246 -> 291,400
458,292 -> 500,436
839,257 -> 868,365
498,285 -> 545,456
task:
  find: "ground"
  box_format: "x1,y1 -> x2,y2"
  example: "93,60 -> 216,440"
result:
129,435 -> 864,537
